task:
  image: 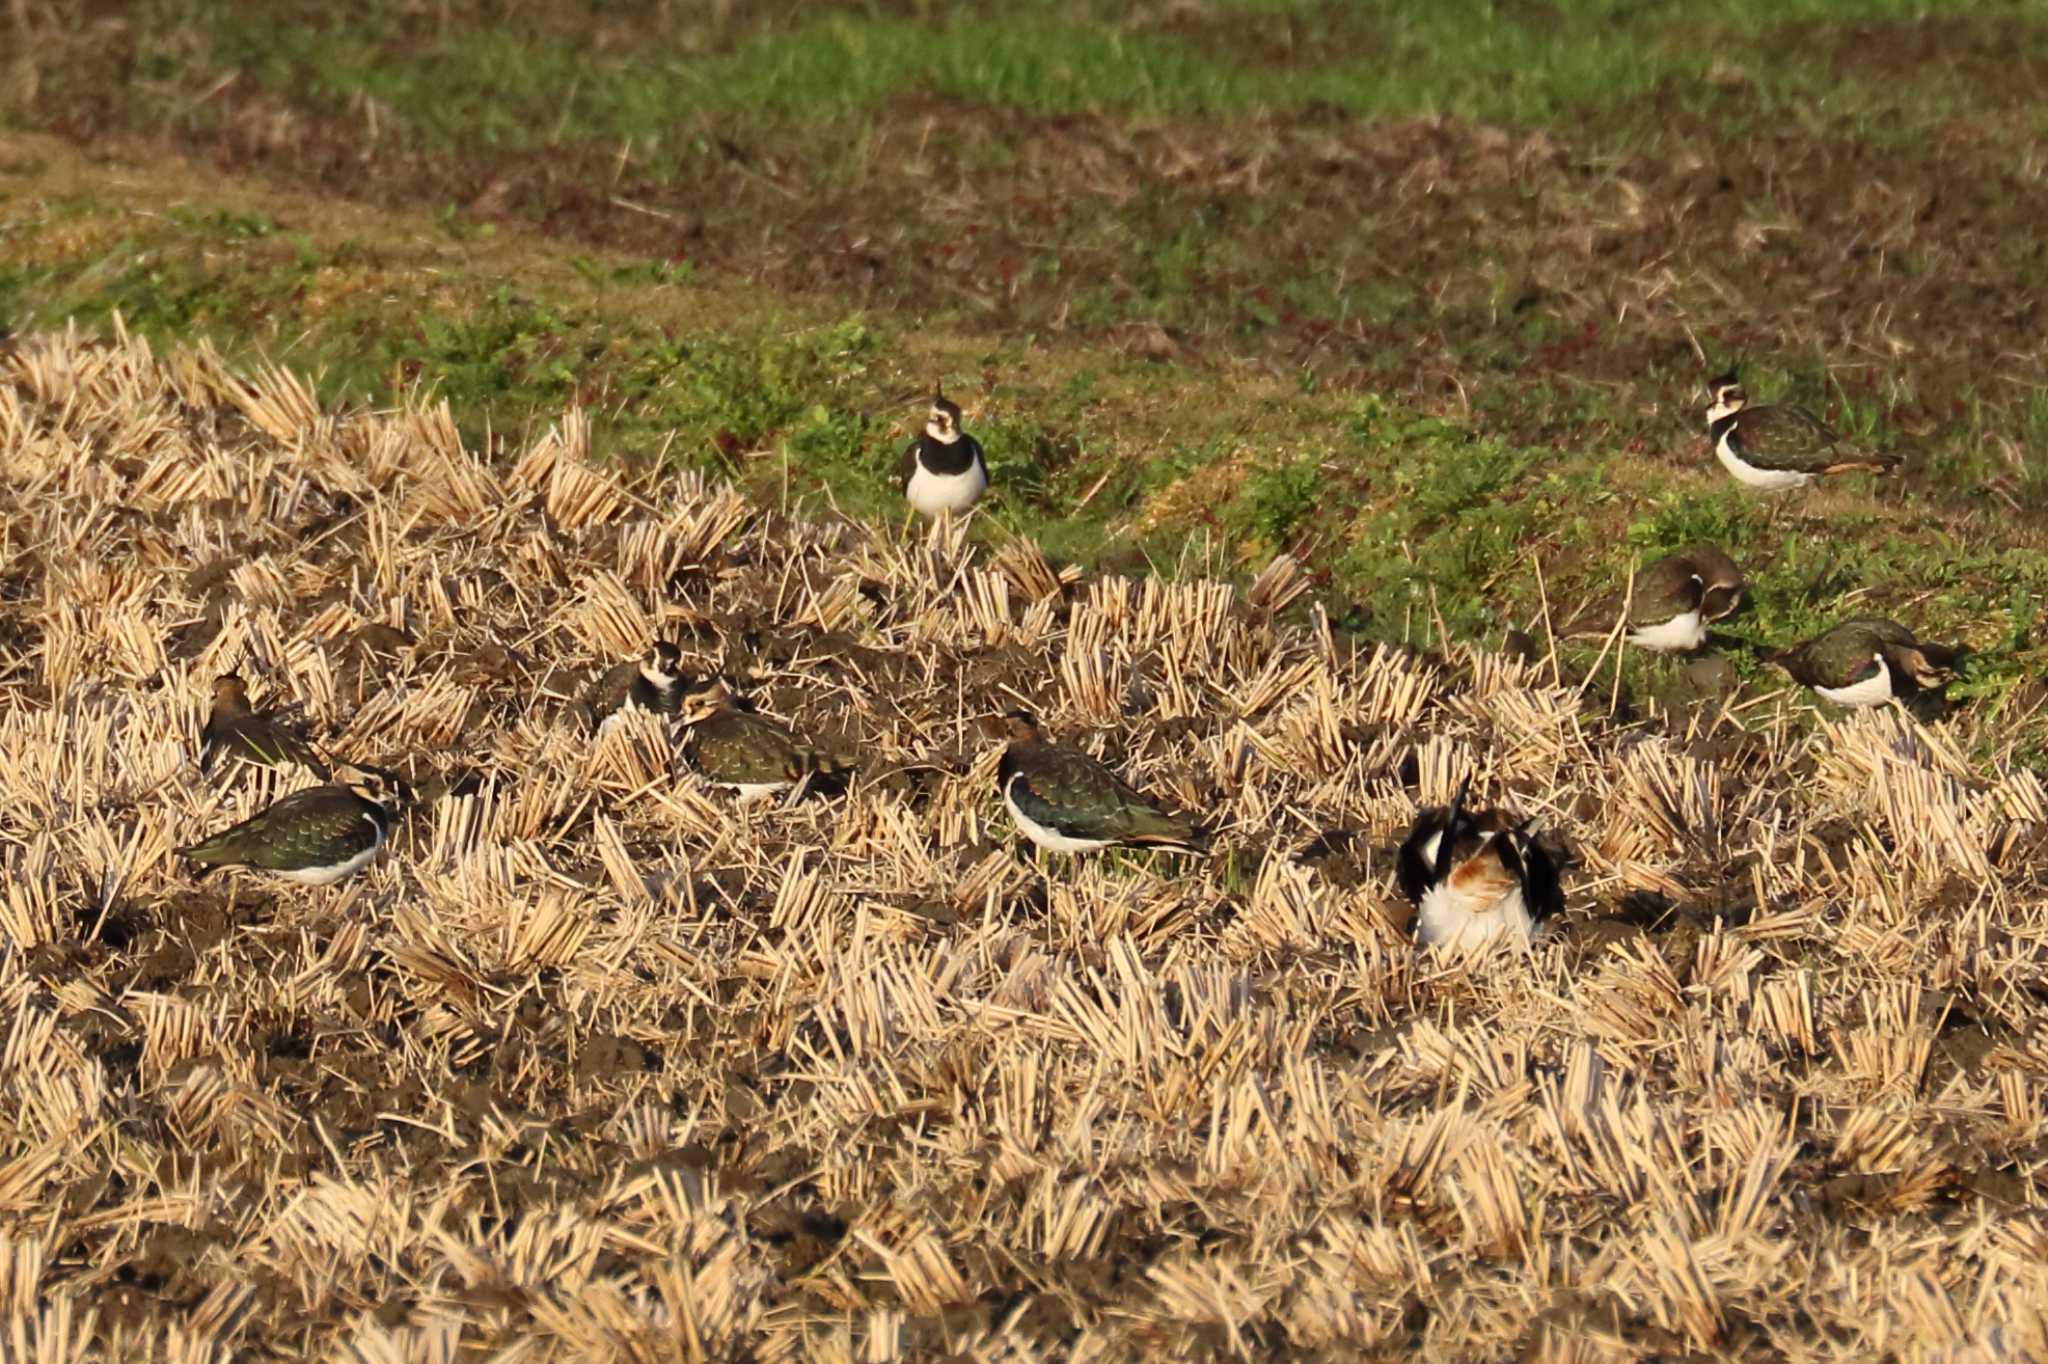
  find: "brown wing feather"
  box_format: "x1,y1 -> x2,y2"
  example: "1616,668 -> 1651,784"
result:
1738,405 -> 1896,475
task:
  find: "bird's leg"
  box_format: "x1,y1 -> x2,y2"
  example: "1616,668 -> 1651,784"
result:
1765,490 -> 1799,536
1645,651 -> 1687,716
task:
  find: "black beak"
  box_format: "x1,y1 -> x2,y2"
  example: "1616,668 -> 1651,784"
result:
1434,775 -> 1471,881
1495,829 -> 1526,881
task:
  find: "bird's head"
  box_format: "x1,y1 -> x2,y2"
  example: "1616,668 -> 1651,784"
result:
926,383 -> 963,444
1896,647 -> 1955,689
337,763 -> 408,812
680,677 -> 737,724
1705,368 -> 1748,424
1446,837 -> 1525,907
1689,546 -> 1747,621
642,640 -> 686,687
992,709 -> 1041,745
210,672 -> 252,708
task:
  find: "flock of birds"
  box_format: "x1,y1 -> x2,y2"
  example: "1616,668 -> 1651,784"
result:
174,370 -> 1961,956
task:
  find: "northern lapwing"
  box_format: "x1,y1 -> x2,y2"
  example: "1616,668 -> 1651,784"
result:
178,762 -> 406,886
994,711 -> 1206,855
1706,369 -> 1899,491
587,641 -> 689,727
199,673 -> 329,777
1764,617 -> 1960,707
1396,778 -> 1562,953
679,679 -> 847,800
899,382 -> 988,520
1578,544 -> 1746,653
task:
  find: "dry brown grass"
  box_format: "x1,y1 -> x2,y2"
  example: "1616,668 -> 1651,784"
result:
3,324 -> 2048,1359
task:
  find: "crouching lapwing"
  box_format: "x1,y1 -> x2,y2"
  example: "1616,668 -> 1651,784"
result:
1765,617 -> 1960,708
198,672 -> 329,777
994,711 -> 1206,856
680,678 -> 849,801
1397,778 -> 1562,953
1574,544 -> 1747,654
587,641 -> 689,727
178,763 -> 407,886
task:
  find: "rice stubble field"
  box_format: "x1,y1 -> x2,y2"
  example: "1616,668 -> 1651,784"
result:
6,1 -> 2048,1358
2,327 -> 2048,1358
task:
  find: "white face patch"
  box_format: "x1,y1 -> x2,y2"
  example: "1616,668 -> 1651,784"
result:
640,660 -> 677,688
1814,653 -> 1893,707
724,779 -> 793,803
1705,388 -> 1746,424
925,414 -> 961,444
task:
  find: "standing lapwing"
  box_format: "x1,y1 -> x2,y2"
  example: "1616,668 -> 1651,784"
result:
1573,545 -> 1747,654
679,678 -> 848,801
899,382 -> 988,521
1396,778 -> 1562,953
1764,617 -> 1960,708
993,711 -> 1206,856
178,763 -> 407,886
198,672 -> 330,777
587,641 -> 690,728
1706,369 -> 1899,491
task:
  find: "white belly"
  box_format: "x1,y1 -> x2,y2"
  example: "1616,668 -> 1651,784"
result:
1417,882 -> 1536,953
1814,655 -> 1893,707
1628,609 -> 1706,653
1004,777 -> 1111,853
724,780 -> 793,803
1716,433 -> 1811,491
906,459 -> 988,517
277,839 -> 381,886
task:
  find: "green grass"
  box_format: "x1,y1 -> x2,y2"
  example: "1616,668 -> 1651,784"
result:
51,0 -> 2032,168
6,185 -> 2046,756
1322,399 -> 1556,640
0,190 -> 1180,558
15,2 -> 2048,420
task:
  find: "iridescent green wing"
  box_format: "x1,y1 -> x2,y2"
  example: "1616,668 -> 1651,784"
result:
182,786 -> 381,873
1009,745 -> 1198,846
1730,405 -> 1851,473
692,711 -> 807,785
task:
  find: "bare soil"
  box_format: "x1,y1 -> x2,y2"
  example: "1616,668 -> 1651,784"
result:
15,10 -> 2048,457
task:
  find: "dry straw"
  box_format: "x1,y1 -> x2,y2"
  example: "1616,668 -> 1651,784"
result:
1,329 -> 2047,1358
